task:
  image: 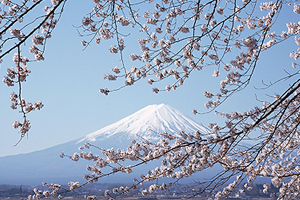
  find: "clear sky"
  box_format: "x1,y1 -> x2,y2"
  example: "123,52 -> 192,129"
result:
0,0 -> 298,157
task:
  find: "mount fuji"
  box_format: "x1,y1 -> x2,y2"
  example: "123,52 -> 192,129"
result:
0,104 -> 206,185
79,104 -> 206,146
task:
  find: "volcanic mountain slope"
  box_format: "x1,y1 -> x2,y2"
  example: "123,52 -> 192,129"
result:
0,104 -> 206,185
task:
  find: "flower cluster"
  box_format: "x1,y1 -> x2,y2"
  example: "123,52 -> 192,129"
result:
68,181 -> 79,191
12,119 -> 30,134
29,182 -> 61,199
2,54 -> 30,87
9,28 -> 24,40
2,51 -> 44,137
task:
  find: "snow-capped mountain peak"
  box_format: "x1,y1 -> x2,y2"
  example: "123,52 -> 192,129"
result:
78,103 -> 205,143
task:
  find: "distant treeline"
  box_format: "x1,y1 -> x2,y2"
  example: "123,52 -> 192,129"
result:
0,185 -> 34,197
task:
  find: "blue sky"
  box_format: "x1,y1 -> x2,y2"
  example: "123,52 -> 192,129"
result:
0,1 -> 299,157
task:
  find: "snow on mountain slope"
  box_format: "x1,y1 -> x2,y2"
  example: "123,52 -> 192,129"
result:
79,103 -> 206,143
0,104 -> 207,185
